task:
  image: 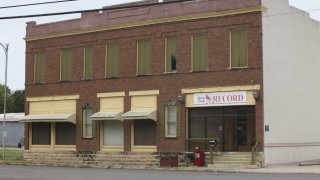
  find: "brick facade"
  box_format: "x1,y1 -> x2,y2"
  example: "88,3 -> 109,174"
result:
25,0 -> 263,152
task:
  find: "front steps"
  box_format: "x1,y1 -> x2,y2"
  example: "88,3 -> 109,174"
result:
24,151 -> 262,169
24,151 -> 160,168
207,152 -> 262,169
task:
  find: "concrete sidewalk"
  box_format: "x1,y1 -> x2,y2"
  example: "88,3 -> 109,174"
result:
156,161 -> 320,174
238,163 -> 320,174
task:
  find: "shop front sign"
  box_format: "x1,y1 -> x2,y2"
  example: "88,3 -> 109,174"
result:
194,91 -> 247,107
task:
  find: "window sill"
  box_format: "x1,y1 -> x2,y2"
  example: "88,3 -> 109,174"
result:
135,74 -> 152,77
82,136 -> 93,140
82,78 -> 92,81
105,76 -> 119,79
165,136 -> 177,139
59,80 -> 72,83
229,66 -> 248,70
190,69 -> 209,73
33,82 -> 45,85
163,71 -> 177,74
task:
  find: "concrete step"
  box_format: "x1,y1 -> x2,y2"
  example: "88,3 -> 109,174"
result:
214,156 -> 252,161
213,160 -> 252,165
208,163 -> 258,169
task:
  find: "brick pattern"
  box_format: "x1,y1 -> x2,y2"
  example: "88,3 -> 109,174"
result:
25,12 -> 263,152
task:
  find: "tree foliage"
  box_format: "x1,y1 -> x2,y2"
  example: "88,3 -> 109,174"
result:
0,84 -> 24,113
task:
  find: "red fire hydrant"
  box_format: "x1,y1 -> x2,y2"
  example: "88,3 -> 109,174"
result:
194,146 -> 205,167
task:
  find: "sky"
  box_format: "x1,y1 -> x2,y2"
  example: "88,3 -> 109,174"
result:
0,0 -> 320,90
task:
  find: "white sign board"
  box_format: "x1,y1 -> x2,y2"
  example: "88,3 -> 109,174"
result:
194,91 -> 247,107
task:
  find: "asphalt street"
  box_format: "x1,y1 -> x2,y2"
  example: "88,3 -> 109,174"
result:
0,165 -> 320,180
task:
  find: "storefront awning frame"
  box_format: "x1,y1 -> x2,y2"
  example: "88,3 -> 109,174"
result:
20,113 -> 76,124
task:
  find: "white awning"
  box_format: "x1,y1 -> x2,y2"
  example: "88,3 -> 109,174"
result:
121,110 -> 157,121
91,111 -> 123,121
20,113 -> 76,124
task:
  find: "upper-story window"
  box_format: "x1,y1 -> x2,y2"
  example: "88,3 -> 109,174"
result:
230,29 -> 248,68
34,51 -> 46,83
60,48 -> 72,81
192,33 -> 208,72
105,43 -> 119,78
137,39 -> 151,75
84,46 -> 93,80
165,36 -> 177,73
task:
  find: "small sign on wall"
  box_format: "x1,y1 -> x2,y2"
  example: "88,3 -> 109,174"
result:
265,125 -> 270,132
194,91 -> 247,107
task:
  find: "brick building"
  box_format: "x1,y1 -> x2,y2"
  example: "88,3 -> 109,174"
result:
22,0 -> 320,166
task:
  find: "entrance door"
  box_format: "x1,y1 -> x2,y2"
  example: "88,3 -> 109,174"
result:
188,106 -> 255,152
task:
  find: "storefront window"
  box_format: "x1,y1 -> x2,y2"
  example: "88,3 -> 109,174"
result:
32,122 -> 51,145
55,122 -> 76,145
103,121 -> 124,146
134,120 -> 156,146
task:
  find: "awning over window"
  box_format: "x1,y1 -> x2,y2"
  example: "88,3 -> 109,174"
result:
91,111 -> 123,121
20,113 -> 76,124
121,110 -> 157,121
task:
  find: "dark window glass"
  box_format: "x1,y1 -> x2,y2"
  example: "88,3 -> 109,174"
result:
32,122 -> 51,145
55,122 -> 76,145
134,120 -> 156,145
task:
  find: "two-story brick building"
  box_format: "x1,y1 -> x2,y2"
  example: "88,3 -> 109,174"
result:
22,0 -> 320,167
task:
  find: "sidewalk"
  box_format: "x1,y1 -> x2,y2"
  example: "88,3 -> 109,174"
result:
155,161 -> 320,174
238,163 -> 320,174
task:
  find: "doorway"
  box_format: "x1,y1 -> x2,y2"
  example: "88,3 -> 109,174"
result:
188,106 -> 255,152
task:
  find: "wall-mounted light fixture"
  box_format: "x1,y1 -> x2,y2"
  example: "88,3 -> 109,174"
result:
177,95 -> 185,104
252,90 -> 258,100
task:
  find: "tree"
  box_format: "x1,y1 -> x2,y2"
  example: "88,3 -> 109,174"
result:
0,84 -> 24,113
11,90 -> 25,113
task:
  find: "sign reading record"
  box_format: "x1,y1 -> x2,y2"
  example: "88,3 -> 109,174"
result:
194,91 -> 247,107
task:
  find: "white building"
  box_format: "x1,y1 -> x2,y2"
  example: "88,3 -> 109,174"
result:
263,0 -> 320,165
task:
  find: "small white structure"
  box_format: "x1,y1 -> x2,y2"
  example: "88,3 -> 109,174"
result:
0,113 -> 24,147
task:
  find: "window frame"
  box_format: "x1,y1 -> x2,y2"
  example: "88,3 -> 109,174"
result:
83,46 -> 93,80
136,39 -> 152,76
60,48 -> 73,82
191,33 -> 209,72
105,43 -> 120,78
34,51 -> 46,84
165,36 -> 177,73
82,108 -> 94,138
165,104 -> 177,138
229,29 -> 248,69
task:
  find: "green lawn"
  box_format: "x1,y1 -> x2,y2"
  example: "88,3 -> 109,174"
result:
0,149 -> 24,161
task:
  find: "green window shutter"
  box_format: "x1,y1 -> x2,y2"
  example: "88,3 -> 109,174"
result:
231,30 -> 248,68
165,37 -> 177,72
35,52 -> 45,83
106,43 -> 119,78
92,121 -> 97,138
200,34 -> 208,70
159,104 -> 165,138
192,35 -> 201,71
61,48 -> 72,81
192,34 -> 207,71
176,102 -> 182,138
138,40 -> 151,75
239,30 -> 248,67
84,46 -> 93,79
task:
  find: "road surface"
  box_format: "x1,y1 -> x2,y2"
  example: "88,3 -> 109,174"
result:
0,165 -> 319,180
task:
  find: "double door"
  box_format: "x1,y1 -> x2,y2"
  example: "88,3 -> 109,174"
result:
188,106 -> 255,152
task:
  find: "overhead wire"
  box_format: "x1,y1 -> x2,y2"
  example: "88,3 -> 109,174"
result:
0,0 -> 79,9
0,0 -> 193,20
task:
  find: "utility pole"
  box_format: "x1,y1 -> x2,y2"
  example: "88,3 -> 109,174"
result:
0,43 -> 9,161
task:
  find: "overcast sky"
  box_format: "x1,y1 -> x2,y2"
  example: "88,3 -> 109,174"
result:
0,0 -> 319,90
